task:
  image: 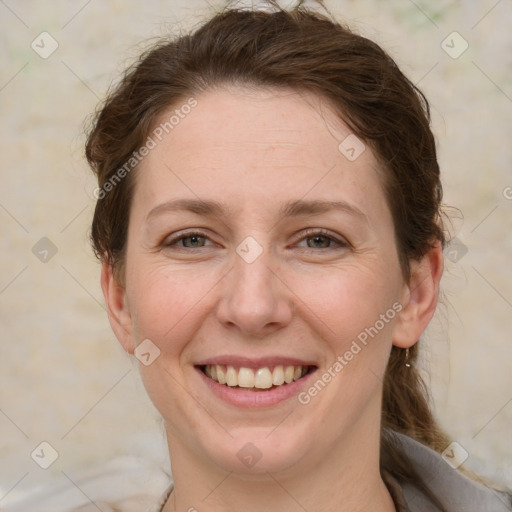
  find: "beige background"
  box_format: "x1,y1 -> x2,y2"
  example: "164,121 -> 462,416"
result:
1,0 -> 511,503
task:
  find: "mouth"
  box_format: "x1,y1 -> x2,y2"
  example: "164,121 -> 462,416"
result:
197,364 -> 316,391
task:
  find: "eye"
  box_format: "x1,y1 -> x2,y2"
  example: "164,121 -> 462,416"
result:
295,229 -> 349,250
163,231 -> 213,249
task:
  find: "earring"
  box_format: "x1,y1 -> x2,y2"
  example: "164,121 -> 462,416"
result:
405,348 -> 411,368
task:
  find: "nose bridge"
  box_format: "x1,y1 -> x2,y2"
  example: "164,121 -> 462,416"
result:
216,239 -> 293,334
234,247 -> 273,298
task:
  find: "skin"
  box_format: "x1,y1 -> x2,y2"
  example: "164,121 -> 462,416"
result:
102,86 -> 443,512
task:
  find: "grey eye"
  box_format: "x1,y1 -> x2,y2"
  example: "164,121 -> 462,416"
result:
306,235 -> 332,248
181,235 -> 207,248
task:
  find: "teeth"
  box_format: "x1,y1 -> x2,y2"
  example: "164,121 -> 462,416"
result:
204,364 -> 309,389
284,365 -> 294,383
217,365 -> 226,384
272,365 -> 285,385
238,367 -> 255,388
226,365 -> 238,387
254,368 -> 273,389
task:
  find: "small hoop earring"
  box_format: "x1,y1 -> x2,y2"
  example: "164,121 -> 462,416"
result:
405,348 -> 411,368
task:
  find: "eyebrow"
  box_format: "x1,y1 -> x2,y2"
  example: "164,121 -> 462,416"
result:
146,198 -> 229,222
278,199 -> 367,222
145,198 -> 367,223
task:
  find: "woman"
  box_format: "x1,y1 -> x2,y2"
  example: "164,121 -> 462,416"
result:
84,2 -> 511,511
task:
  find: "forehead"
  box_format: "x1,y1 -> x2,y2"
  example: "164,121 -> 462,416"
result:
134,86 -> 386,215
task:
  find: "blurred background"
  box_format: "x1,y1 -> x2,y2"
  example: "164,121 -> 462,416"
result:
1,0 -> 511,505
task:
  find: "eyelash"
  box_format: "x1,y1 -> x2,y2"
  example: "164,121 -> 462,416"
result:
162,228 -> 349,251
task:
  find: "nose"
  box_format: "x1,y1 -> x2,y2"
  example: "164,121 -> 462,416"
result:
215,245 -> 294,337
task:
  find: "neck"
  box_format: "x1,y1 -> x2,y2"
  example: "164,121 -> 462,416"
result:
162,422 -> 396,512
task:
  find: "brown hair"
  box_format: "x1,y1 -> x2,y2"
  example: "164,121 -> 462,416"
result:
86,2 -> 451,506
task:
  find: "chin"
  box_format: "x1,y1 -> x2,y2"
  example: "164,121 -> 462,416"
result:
196,425 -> 312,476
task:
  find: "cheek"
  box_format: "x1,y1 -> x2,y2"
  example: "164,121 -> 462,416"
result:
125,261 -> 217,350
124,262 -> 218,427
290,265 -> 401,429
290,261 -> 401,346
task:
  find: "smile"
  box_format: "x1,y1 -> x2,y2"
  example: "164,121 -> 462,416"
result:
200,364 -> 313,391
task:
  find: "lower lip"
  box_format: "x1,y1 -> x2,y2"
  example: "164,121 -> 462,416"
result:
195,367 -> 317,408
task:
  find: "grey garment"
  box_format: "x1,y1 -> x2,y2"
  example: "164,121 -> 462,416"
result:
386,431 -> 512,512
150,432 -> 512,512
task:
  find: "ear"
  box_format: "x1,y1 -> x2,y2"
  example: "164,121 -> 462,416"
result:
101,261 -> 135,354
392,242 -> 443,349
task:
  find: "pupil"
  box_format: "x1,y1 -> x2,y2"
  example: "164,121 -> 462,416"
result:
185,235 -> 203,247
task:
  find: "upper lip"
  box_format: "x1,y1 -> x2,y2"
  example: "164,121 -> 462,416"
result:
195,356 -> 317,369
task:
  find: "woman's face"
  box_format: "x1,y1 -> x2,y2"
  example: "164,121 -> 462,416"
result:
108,87 -> 415,476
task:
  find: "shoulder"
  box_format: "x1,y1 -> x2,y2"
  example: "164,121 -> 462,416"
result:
386,430 -> 512,512
2,456 -> 172,512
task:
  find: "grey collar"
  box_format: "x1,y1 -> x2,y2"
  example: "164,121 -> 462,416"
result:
386,430 -> 512,512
